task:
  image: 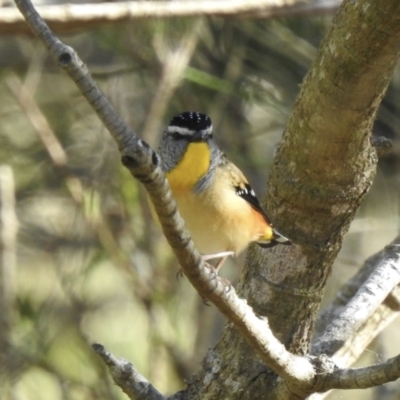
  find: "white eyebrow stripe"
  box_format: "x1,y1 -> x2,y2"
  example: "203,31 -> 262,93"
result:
167,125 -> 213,136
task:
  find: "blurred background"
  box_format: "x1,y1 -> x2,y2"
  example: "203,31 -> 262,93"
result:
1,1 -> 400,399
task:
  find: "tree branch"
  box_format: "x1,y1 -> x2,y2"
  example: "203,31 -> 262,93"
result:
322,353 -> 400,391
314,235 -> 400,340
315,251 -> 386,336
93,339 -> 400,397
313,244 -> 400,356
92,344 -> 166,400
2,0 -> 340,35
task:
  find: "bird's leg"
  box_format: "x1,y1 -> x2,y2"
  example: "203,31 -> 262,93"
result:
176,251 -> 234,279
201,251 -> 234,273
176,251 -> 231,279
201,251 -> 234,264
202,251 -> 235,295
213,256 -> 228,273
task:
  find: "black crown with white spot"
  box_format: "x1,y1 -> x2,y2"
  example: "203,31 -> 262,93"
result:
167,112 -> 213,136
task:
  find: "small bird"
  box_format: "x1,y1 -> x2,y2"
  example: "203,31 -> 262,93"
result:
158,111 -> 291,271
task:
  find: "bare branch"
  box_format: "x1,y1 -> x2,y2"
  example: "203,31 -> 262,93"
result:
309,241 -> 400,400
314,235 -> 400,340
2,0 -> 340,35
315,250 -> 386,336
331,291 -> 400,368
322,353 -> 400,391
91,342 -> 398,398
313,244 -> 400,356
92,343 -> 166,400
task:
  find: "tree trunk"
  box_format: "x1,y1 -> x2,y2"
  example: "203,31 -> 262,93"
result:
182,0 -> 400,399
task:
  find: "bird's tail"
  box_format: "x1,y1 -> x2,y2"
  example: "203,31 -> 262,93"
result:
257,228 -> 291,249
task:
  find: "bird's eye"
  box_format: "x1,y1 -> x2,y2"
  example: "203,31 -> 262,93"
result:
171,131 -> 186,140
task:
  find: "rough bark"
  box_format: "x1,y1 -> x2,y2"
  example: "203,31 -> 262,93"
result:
184,1 -> 400,399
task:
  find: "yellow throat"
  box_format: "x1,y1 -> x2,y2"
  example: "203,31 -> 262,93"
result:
166,142 -> 210,192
